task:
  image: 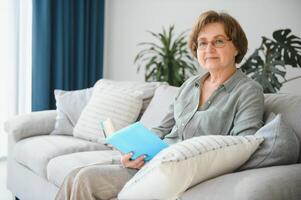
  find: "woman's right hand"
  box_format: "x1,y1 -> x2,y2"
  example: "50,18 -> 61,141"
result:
120,152 -> 145,169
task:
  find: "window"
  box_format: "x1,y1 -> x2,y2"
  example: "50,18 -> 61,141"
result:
0,0 -> 32,158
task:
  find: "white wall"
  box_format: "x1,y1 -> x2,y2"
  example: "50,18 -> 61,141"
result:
104,0 -> 301,94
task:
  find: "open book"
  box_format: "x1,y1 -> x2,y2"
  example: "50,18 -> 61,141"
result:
105,122 -> 169,161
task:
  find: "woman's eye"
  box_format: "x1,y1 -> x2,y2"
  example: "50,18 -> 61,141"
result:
215,39 -> 225,45
199,42 -> 207,47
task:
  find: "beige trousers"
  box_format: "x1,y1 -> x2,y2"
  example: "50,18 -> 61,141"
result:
55,161 -> 137,200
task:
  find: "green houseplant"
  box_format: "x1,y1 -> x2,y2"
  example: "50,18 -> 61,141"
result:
134,25 -> 198,87
241,29 -> 301,93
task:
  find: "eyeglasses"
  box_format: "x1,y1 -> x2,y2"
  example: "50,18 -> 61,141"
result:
197,38 -> 231,50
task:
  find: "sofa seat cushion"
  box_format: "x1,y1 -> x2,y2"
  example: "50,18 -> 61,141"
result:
47,150 -> 122,187
13,135 -> 111,178
180,163 -> 301,200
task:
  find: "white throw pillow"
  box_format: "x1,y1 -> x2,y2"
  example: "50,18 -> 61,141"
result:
94,79 -> 167,120
118,135 -> 263,200
52,80 -> 165,136
51,88 -> 93,135
95,79 -> 166,99
73,81 -> 143,143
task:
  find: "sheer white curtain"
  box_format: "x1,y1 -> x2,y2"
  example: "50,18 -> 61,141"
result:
0,0 -> 32,158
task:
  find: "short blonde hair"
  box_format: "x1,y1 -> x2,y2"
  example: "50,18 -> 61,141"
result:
188,10 -> 248,63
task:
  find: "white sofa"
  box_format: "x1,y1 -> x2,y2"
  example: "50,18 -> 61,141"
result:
5,84 -> 301,200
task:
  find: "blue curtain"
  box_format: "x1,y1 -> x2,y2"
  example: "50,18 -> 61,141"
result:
32,0 -> 105,111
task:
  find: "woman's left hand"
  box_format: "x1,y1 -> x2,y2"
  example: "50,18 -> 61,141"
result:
120,152 -> 146,169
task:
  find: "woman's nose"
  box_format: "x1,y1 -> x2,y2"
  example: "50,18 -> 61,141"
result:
205,42 -> 215,52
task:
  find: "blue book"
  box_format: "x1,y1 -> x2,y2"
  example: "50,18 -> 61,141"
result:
105,122 -> 169,161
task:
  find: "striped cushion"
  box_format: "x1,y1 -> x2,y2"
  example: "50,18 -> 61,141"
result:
118,135 -> 263,200
73,81 -> 143,143
94,79 -> 166,99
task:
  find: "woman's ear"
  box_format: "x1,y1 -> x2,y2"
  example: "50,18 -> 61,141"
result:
234,49 -> 238,56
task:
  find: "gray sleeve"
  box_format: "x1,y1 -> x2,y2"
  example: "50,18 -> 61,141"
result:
150,76 -> 197,139
150,102 -> 176,139
230,86 -> 264,136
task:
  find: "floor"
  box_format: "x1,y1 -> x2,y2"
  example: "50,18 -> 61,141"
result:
0,160 -> 13,200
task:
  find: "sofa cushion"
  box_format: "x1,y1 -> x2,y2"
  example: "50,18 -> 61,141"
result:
73,80 -> 143,143
51,88 -> 94,136
94,79 -> 165,100
240,114 -> 300,170
47,150 -> 121,187
118,135 -> 263,200
140,85 -> 179,129
95,79 -> 166,118
13,135 -> 111,178
264,94 -> 301,161
181,163 -> 301,200
51,80 -> 164,137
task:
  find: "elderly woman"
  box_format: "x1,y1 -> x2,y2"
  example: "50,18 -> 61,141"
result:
56,10 -> 264,200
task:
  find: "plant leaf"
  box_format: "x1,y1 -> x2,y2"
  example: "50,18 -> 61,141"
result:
134,25 -> 198,86
241,29 -> 301,93
272,29 -> 301,68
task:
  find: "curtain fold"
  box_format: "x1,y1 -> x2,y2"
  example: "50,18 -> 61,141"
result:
32,0 -> 105,111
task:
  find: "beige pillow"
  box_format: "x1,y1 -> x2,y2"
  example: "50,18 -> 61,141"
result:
73,81 -> 143,143
118,135 -> 263,200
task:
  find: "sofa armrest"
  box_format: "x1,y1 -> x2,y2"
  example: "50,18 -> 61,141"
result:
4,110 -> 57,142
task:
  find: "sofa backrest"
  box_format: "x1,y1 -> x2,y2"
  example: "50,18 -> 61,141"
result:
140,85 -> 179,129
140,85 -> 301,162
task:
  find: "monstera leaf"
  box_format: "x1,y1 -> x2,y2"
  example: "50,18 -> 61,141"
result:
272,29 -> 301,68
241,29 -> 301,93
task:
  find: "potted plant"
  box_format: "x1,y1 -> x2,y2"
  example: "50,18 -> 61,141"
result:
241,29 -> 301,93
134,25 -> 198,87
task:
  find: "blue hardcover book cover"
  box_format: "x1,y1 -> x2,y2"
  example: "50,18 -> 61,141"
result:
105,122 -> 169,161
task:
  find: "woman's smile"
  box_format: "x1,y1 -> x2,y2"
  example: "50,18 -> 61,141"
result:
205,57 -> 219,63
205,56 -> 219,60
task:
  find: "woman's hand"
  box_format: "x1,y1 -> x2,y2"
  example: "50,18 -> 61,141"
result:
120,152 -> 145,169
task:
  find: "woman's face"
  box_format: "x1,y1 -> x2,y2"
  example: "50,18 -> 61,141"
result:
197,22 -> 238,71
